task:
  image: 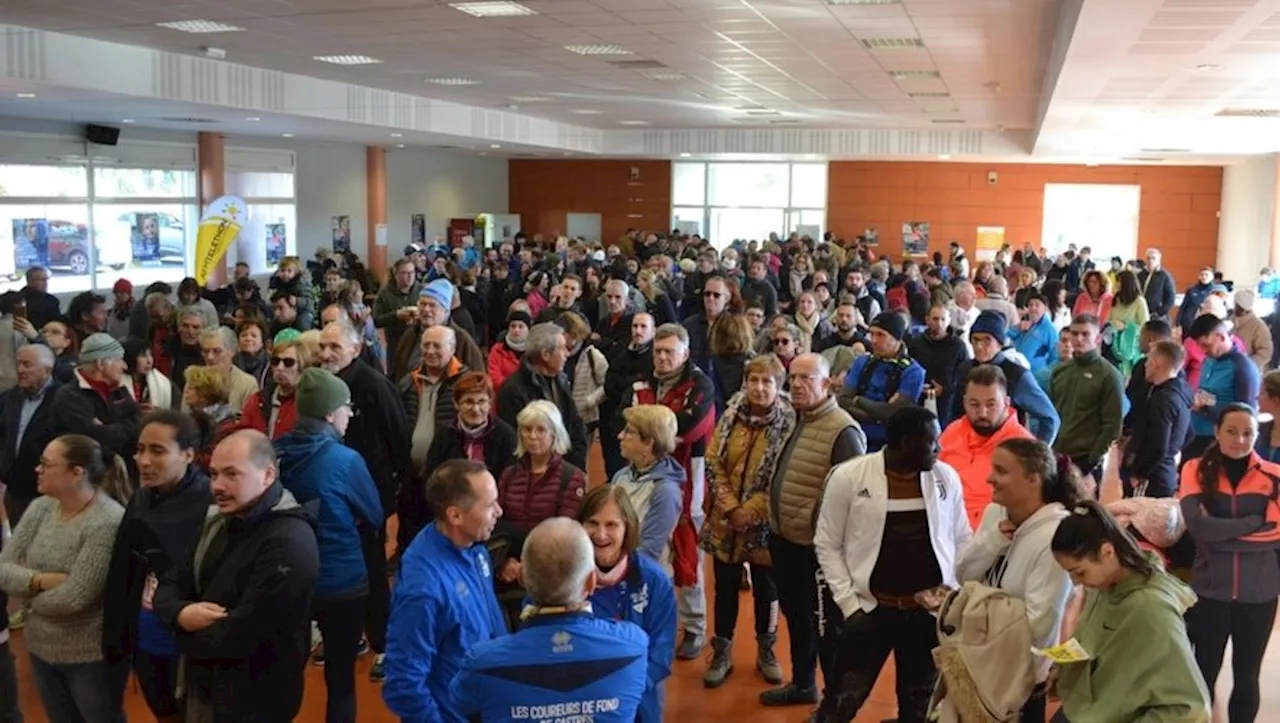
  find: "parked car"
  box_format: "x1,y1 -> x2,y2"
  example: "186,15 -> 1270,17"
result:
43,219 -> 130,275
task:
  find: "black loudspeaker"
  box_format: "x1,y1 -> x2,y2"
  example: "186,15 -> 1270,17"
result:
85,124 -> 120,146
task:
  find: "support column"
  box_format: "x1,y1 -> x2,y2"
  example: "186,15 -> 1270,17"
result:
367,146 -> 388,280
197,131 -> 227,287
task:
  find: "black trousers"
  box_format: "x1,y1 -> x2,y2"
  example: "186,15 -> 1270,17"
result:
360,525 -> 389,654
1187,596 -> 1277,723
712,560 -> 778,641
816,605 -> 938,723
600,409 -> 624,481
312,595 -> 367,723
769,538 -> 827,692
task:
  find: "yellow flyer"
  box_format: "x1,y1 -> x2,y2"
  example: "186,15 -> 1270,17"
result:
1031,638 -> 1092,663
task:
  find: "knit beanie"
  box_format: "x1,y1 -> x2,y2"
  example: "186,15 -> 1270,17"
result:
421,278 -> 454,308
507,309 -> 534,328
970,310 -> 1008,342
79,333 -> 125,364
870,312 -> 907,342
295,368 -> 351,420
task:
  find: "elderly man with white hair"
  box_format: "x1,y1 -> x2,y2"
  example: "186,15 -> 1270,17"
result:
594,278 -> 635,361
0,343 -> 59,525
451,517 -> 649,723
398,325 -> 467,469
197,326 -> 259,412
497,322 -> 589,469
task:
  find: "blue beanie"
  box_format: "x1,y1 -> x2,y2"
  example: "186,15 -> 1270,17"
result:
970,310 -> 1007,342
420,278 -> 454,308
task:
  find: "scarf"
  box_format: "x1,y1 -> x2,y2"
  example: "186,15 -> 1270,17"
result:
794,310 -> 821,338
700,390 -> 796,558
506,334 -> 527,353
596,554 -> 630,588
458,418 -> 490,463
112,300 -> 132,321
788,269 -> 808,301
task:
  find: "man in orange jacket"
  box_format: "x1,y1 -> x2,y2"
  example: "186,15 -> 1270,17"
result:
938,363 -> 1033,529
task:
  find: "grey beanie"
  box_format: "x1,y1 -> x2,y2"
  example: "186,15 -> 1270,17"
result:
79,333 -> 125,364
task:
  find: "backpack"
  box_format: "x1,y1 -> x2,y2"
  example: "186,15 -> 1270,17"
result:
855,353 -> 911,401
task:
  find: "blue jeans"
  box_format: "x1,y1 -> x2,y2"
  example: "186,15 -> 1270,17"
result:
28,654 -> 120,723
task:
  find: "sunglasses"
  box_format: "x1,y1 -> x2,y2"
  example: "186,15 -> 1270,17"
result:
703,291 -> 725,299
270,356 -> 298,368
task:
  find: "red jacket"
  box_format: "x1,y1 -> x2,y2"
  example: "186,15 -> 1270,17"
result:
632,363 -> 716,586
497,454 -> 587,535
488,342 -> 521,393
239,389 -> 299,440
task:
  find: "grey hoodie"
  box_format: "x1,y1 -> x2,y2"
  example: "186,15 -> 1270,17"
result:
611,457 -> 685,563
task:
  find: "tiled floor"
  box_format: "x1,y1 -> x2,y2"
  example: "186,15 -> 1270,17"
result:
9,444 -> 1280,721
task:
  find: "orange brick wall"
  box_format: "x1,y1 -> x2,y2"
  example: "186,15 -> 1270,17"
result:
509,160 -> 672,244
827,161 -> 1223,286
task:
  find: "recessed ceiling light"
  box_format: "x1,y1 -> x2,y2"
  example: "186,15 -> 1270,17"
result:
564,44 -> 633,56
282,133 -> 293,138
859,37 -> 925,49
618,120 -> 650,126
245,117 -> 261,121
449,1 -> 537,17
396,143 -> 406,149
679,152 -> 692,158
121,119 -> 135,124
510,96 -> 550,102
1196,64 -> 1220,72
313,54 -> 382,65
479,152 -> 488,156
490,144 -> 502,149
425,78 -> 480,85
15,93 -> 35,99
570,109 -> 603,115
390,133 -> 402,138
155,19 -> 245,33
889,70 -> 941,79
640,71 -> 689,81
909,92 -> 950,98
937,154 -> 951,160
746,110 -> 780,116
768,119 -> 800,125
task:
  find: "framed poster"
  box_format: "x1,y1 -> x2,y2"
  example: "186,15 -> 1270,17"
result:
331,215 -> 351,254
411,214 -> 426,246
12,218 -> 48,270
902,221 -> 929,256
975,226 -> 1006,262
132,212 -> 162,263
266,223 -> 286,265
863,227 -> 879,246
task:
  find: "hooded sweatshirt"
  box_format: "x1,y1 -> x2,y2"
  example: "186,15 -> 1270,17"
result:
611,457 -> 685,564
1057,558 -> 1210,723
275,419 -> 384,599
1008,313 -> 1059,373
955,502 -> 1072,682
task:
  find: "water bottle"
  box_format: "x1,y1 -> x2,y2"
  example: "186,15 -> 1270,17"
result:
924,387 -> 938,415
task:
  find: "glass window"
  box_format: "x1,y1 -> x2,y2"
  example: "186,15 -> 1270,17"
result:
237,203 -> 297,272
91,204 -> 198,288
1042,184 -> 1140,262
708,163 -> 790,207
709,208 -> 785,250
0,204 -> 93,294
790,164 -> 827,208
225,171 -> 295,198
0,165 -> 88,198
673,207 -> 705,237
94,168 -> 197,199
673,163 -> 706,206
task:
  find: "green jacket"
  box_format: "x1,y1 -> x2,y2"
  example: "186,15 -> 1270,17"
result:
1059,560 -> 1210,723
1049,349 -> 1124,465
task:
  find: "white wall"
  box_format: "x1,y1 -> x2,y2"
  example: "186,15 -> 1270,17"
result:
387,148 -> 508,253
1217,154 -> 1277,286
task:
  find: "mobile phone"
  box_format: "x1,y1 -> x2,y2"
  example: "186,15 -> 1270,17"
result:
12,302 -> 26,322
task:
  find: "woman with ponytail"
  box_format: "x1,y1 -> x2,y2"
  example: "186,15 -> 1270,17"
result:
1179,402 -> 1280,723
0,433 -> 126,722
955,440 -> 1083,721
1049,500 -> 1208,722
103,411 -> 212,722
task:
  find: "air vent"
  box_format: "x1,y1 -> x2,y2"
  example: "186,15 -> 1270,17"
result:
827,0 -> 899,4
156,117 -> 218,124
909,92 -> 951,98
930,119 -> 965,124
859,37 -> 925,49
607,59 -> 667,70
769,119 -> 800,125
890,70 -> 941,79
1138,147 -> 1192,153
641,71 -> 688,81
1215,108 -> 1280,117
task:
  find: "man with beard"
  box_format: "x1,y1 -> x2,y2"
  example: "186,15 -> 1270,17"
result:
536,274 -> 589,327
938,364 -> 1033,529
908,304 -> 970,428
949,311 -> 1060,445
841,267 -> 880,328
593,279 -> 634,362
742,255 -> 778,319
373,258 -> 422,357
167,310 -> 206,392
602,312 -> 655,479
318,319 -> 411,682
816,298 -> 867,381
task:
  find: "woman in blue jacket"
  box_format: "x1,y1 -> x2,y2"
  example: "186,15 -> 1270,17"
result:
275,368 -> 383,723
1009,292 -> 1059,373
580,485 -> 676,723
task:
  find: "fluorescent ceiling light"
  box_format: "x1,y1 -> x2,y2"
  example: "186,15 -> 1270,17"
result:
245,116 -> 261,121
564,44 -> 633,56
937,154 -> 951,160
425,78 -> 480,85
313,54 -> 382,65
449,1 -> 537,17
155,19 -> 244,33
570,109 -> 603,115
889,70 -> 941,79
679,152 -> 692,157
510,96 -> 550,102
490,144 -> 502,149
827,0 -> 900,4
640,71 -> 689,81
121,119 -> 135,124
769,119 -> 800,125
860,37 -> 925,49
282,133 -> 294,138
15,93 -> 34,99
619,120 -> 650,126
931,119 -> 965,124
390,133 -> 402,137
396,143 -> 406,148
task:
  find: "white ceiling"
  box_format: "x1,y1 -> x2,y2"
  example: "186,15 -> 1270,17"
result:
0,0 -> 1278,160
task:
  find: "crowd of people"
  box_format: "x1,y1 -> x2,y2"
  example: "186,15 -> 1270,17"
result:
0,227 -> 1272,722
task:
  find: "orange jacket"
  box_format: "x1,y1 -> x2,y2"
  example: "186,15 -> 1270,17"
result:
939,415 -> 1033,529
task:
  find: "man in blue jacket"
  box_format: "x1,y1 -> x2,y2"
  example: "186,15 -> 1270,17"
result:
275,367 -> 383,723
1187,314 -> 1261,459
383,459 -> 507,723
1008,291 -> 1059,373
452,518 -> 648,722
949,311 -> 1061,444
840,313 -> 926,451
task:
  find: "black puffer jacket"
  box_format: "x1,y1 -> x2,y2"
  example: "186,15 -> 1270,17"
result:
907,330 -> 969,427
337,357 -> 411,514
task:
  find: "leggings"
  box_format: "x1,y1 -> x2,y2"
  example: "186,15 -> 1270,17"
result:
1187,596 -> 1277,723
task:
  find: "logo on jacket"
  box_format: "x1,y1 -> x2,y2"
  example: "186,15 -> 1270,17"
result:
551,630 -> 574,654
477,551 -> 491,579
631,583 -> 650,614
856,488 -> 871,499
455,580 -> 470,599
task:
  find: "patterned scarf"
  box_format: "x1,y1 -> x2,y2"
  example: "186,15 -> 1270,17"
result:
702,389 -> 797,557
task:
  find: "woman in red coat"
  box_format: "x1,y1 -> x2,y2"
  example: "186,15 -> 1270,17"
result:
238,334 -> 312,439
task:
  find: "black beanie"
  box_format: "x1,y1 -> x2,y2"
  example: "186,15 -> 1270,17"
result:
507,309 -> 534,327
870,312 -> 908,342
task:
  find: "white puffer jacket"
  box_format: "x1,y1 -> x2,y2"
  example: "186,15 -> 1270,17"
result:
570,345 -> 608,425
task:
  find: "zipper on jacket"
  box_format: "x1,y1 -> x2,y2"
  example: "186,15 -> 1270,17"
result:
1232,491 -> 1240,601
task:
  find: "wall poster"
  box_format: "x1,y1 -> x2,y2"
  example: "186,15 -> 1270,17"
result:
411,214 -> 426,246
266,223 -> 287,266
331,215 -> 351,254
902,221 -> 930,256
975,226 -> 1006,263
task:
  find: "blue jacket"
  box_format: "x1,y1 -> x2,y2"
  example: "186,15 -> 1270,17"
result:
1192,348 -> 1261,437
451,612 -> 648,723
1008,314 -> 1059,373
383,524 -> 507,723
588,553 -> 677,723
609,459 -> 684,563
843,352 -> 926,450
950,353 -> 1059,444
274,422 -> 382,599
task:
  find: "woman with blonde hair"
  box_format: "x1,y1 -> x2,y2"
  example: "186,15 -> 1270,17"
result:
700,355 -> 795,688
557,311 -> 609,438
790,291 -> 833,351
182,365 -> 238,469
709,313 -> 756,414
637,268 -> 677,326
611,404 -> 684,564
240,332 -> 314,439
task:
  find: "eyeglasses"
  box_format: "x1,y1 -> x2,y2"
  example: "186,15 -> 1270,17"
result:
773,338 -> 793,346
703,291 -> 725,299
270,356 -> 298,368
458,397 -> 491,409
